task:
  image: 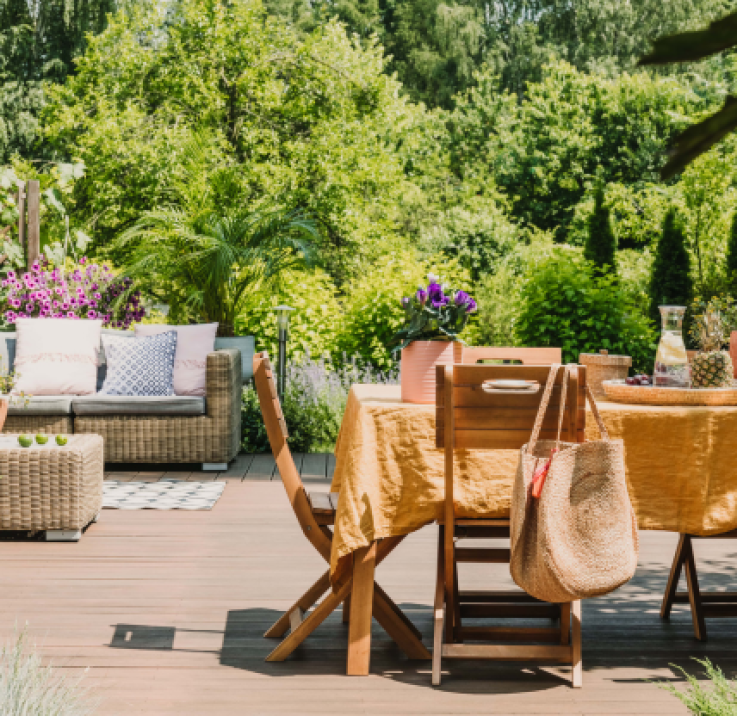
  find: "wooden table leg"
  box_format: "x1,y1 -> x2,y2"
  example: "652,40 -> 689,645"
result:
661,534 -> 687,619
347,542 -> 377,676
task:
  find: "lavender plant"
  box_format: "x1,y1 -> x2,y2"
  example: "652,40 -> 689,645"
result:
392,273 -> 477,351
242,352 -> 399,453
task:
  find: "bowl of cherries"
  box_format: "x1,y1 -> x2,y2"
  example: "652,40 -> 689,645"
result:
625,374 -> 652,386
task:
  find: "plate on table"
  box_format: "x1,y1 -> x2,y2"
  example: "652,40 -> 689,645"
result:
482,379 -> 540,393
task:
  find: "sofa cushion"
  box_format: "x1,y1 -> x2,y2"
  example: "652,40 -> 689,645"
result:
8,395 -> 73,416
100,331 -> 177,396
72,395 -> 205,416
215,336 -> 255,382
136,323 -> 217,396
14,318 -> 102,395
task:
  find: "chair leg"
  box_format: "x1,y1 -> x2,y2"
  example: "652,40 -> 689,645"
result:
432,527 -> 446,687
264,569 -> 332,638
571,600 -> 582,688
452,557 -> 462,642
373,582 -> 423,641
683,536 -> 707,641
373,587 -> 431,660
661,533 -> 687,620
343,595 -> 351,624
266,579 -> 352,661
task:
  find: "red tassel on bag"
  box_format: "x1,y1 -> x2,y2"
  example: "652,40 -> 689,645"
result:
531,448 -> 559,499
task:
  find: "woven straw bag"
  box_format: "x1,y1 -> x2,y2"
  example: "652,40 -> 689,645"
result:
510,364 -> 639,603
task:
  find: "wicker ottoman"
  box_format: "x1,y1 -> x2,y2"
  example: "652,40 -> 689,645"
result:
0,434 -> 103,541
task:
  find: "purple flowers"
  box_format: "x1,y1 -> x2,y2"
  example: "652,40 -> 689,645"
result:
1,256 -> 145,328
393,273 -> 477,349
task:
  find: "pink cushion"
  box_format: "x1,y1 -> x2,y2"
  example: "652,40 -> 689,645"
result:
14,318 -> 102,395
134,323 -> 218,396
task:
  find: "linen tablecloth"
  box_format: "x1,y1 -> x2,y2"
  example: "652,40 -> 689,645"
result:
330,385 -> 737,579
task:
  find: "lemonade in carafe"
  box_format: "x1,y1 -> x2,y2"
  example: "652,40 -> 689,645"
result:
654,305 -> 690,387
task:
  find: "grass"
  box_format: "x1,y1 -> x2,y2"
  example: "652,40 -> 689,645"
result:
0,628 -> 97,715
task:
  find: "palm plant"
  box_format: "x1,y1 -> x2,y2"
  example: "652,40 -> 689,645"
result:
116,132 -> 318,336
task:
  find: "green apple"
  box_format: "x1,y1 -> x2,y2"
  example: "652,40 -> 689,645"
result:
35,434 -> 48,445
18,435 -> 33,448
55,435 -> 68,447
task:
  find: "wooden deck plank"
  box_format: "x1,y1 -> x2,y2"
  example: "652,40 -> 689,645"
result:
243,453 -> 276,480
3,479 -> 736,714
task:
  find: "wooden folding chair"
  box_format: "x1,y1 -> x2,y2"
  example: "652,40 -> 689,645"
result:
462,346 -> 562,366
254,352 -> 430,665
661,531 -> 737,641
432,363 -> 586,687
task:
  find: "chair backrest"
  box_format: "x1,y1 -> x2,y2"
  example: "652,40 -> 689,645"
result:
436,363 -> 587,536
462,346 -> 562,366
252,351 -> 331,561
436,363 -> 587,451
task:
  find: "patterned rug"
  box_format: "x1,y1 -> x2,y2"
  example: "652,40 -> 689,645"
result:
103,480 -> 226,510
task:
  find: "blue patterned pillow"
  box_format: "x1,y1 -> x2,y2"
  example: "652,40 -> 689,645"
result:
99,331 -> 178,396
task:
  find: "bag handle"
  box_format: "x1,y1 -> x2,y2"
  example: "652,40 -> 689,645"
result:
585,384 -> 610,439
527,364 -> 563,456
528,364 -> 610,453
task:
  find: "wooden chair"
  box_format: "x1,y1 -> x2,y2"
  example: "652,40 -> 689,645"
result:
661,531 -> 737,641
253,352 -> 430,665
432,363 -> 586,687
462,346 -> 562,366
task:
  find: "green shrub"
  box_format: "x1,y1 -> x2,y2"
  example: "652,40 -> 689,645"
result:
515,251 -> 657,372
336,252 -> 474,369
660,658 -> 737,715
242,355 -> 399,453
473,234 -> 558,347
584,182 -> 617,277
649,208 -> 693,327
235,268 -> 342,362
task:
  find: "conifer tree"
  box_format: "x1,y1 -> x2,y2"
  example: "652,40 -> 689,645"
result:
649,208 -> 693,326
584,183 -> 617,277
725,212 -> 737,296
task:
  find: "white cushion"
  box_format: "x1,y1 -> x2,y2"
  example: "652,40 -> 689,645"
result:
14,318 -> 102,395
135,323 -> 218,396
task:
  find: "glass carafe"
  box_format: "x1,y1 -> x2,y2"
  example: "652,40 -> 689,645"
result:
654,305 -> 690,387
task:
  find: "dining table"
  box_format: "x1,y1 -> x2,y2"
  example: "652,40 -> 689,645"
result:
330,382 -> 737,675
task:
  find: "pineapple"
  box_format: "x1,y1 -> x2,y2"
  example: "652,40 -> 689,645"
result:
690,304 -> 734,388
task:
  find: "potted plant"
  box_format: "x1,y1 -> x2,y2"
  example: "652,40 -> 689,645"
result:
393,274 -> 477,404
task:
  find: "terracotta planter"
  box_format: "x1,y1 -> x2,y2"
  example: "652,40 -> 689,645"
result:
401,341 -> 463,404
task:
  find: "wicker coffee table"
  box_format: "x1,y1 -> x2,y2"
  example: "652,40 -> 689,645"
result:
0,433 -> 103,541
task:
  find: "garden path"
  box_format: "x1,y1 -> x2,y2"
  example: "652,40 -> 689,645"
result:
0,456 -> 735,714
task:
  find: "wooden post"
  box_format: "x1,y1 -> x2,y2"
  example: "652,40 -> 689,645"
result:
17,182 -> 26,253
26,180 -> 40,267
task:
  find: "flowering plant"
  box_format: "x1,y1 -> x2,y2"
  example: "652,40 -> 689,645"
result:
0,257 -> 145,329
392,273 -> 477,351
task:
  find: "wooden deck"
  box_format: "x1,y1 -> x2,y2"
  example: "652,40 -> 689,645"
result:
0,454 -> 735,714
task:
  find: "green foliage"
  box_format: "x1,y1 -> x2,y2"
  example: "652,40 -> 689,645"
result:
0,0 -> 116,161
515,251 -> 657,372
659,658 -> 737,715
726,213 -> 737,295
114,133 -> 318,336
235,268 -> 343,362
473,234 -> 558,347
649,208 -> 693,326
584,183 -> 617,276
336,252 -> 474,369
448,62 -> 713,239
42,0 -> 430,280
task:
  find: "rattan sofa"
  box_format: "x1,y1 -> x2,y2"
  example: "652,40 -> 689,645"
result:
0,334 -> 251,470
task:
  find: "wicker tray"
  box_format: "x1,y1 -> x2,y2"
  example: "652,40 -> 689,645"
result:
602,379 -> 737,406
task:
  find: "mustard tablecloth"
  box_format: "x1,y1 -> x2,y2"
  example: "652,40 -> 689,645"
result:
330,385 -> 737,578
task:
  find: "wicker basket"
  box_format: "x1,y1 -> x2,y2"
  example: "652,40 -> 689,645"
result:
602,380 -> 737,406
579,351 -> 632,400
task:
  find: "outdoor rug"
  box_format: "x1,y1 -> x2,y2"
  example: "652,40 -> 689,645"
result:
103,480 -> 226,510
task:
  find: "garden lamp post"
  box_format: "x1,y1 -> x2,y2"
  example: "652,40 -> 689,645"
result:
273,305 -> 294,402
